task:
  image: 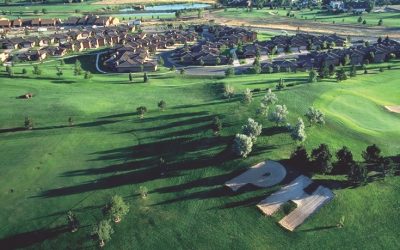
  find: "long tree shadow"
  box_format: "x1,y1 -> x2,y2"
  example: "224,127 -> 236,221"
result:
0,226 -> 68,250
33,119 -> 122,131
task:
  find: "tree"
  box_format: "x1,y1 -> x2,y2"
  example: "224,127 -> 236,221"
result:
308,69 -> 318,83
319,64 -> 330,79
241,88 -> 253,104
136,106 -> 147,119
357,16 -> 363,23
362,144 -> 381,164
276,78 -> 285,90
32,65 -> 42,75
269,104 -> 289,126
348,162 -> 368,185
242,118 -> 262,141
21,68 -> 27,75
232,134 -> 253,158
158,57 -> 164,66
139,186 -> 148,198
68,117 -> 74,126
291,117 -> 306,142
336,68 -> 347,82
261,88 -> 278,107
74,60 -> 82,75
349,65 -> 357,77
311,144 -> 333,174
223,84 -> 235,100
158,100 -> 166,111
305,107 -> 325,126
180,68 -> 185,75
60,59 -> 65,66
92,220 -> 114,247
211,116 -> 222,135
143,72 -> 148,83
225,67 -> 234,77
67,211 -> 79,232
343,55 -> 350,65
334,146 -> 355,174
24,116 -> 33,130
290,145 -> 309,170
6,65 -> 14,77
252,64 -> 261,74
378,19 -> 383,26
84,71 -> 92,80
129,72 -> 133,82
56,67 -> 63,78
362,20 -> 367,25
42,8 -> 47,14
105,195 -> 129,223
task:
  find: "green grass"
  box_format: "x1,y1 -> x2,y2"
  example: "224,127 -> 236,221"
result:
217,8 -> 400,28
0,57 -> 400,249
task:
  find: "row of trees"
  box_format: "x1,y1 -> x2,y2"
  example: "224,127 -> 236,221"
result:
290,144 -> 398,185
136,100 -> 167,119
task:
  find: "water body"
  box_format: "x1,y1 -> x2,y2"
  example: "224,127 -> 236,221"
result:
120,3 -> 211,12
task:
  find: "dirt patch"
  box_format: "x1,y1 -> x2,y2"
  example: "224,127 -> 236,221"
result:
385,106 -> 400,113
94,0 -> 216,5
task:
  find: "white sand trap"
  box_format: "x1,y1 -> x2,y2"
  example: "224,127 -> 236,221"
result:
385,106 -> 400,113
225,161 -> 287,192
279,186 -> 334,231
256,175 -> 312,216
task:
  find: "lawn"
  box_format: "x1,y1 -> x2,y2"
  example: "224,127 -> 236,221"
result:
0,56 -> 399,249
217,7 -> 400,28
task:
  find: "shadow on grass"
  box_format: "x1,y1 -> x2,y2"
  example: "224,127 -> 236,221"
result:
298,225 -> 338,232
0,226 -> 68,250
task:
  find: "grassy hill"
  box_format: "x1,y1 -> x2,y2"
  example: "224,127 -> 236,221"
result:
0,57 -> 399,249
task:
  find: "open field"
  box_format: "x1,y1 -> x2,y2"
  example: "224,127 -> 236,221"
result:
212,8 -> 400,38
94,0 -> 217,5
0,53 -> 399,249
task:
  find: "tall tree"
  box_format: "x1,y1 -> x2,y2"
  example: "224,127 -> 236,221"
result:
305,107 -> 325,126
334,146 -> 355,174
290,145 -> 309,172
268,104 -> 288,126
241,118 -> 262,141
232,134 -> 253,158
92,220 -> 114,247
291,117 -> 306,142
157,100 -> 166,111
241,88 -> 253,104
362,144 -> 382,164
136,106 -> 147,119
104,195 -> 129,223
311,144 -> 333,174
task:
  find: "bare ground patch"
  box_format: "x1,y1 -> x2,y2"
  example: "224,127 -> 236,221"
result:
385,106 -> 400,113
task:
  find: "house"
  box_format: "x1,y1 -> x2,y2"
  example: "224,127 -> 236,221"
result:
80,38 -> 92,49
0,19 -> 11,28
12,19 -> 23,27
329,1 -> 345,11
0,51 -> 9,62
31,18 -> 41,26
40,19 -> 57,26
65,17 -> 80,26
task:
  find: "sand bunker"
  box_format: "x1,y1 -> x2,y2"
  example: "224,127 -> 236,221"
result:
385,106 -> 400,113
225,161 -> 287,191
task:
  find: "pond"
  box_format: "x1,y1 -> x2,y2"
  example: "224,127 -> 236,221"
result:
120,3 -> 211,13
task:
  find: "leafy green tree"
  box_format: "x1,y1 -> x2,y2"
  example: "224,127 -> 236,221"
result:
21,68 -> 27,75
225,67 -> 235,77
136,106 -> 147,119
348,162 -> 368,185
336,68 -> 347,82
261,88 -> 278,106
242,118 -> 262,141
291,117 -> 306,142
311,144 -> 333,174
32,65 -> 42,75
157,100 -> 166,111
139,186 -> 148,198
129,72 -> 133,82
24,116 -> 33,130
319,64 -> 330,79
349,65 -> 357,77
334,146 -> 355,174
223,84 -> 235,100
232,134 -> 253,158
308,69 -> 318,83
276,78 -> 285,90
357,16 -> 363,23
362,144 -> 382,164
105,195 -> 129,223
143,72 -> 148,83
305,107 -> 325,126
60,59 -> 65,66
290,145 -> 309,170
56,67 -> 63,78
92,219 -> 114,247
6,65 -> 14,77
211,116 -> 222,135
241,88 -> 253,104
67,211 -> 79,232
74,60 -> 82,75
269,104 -> 289,126
378,19 -> 383,26
84,71 -> 92,80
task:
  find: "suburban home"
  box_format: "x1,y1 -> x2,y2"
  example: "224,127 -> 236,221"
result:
0,19 -> 11,28
0,51 -> 9,62
12,19 -> 23,27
